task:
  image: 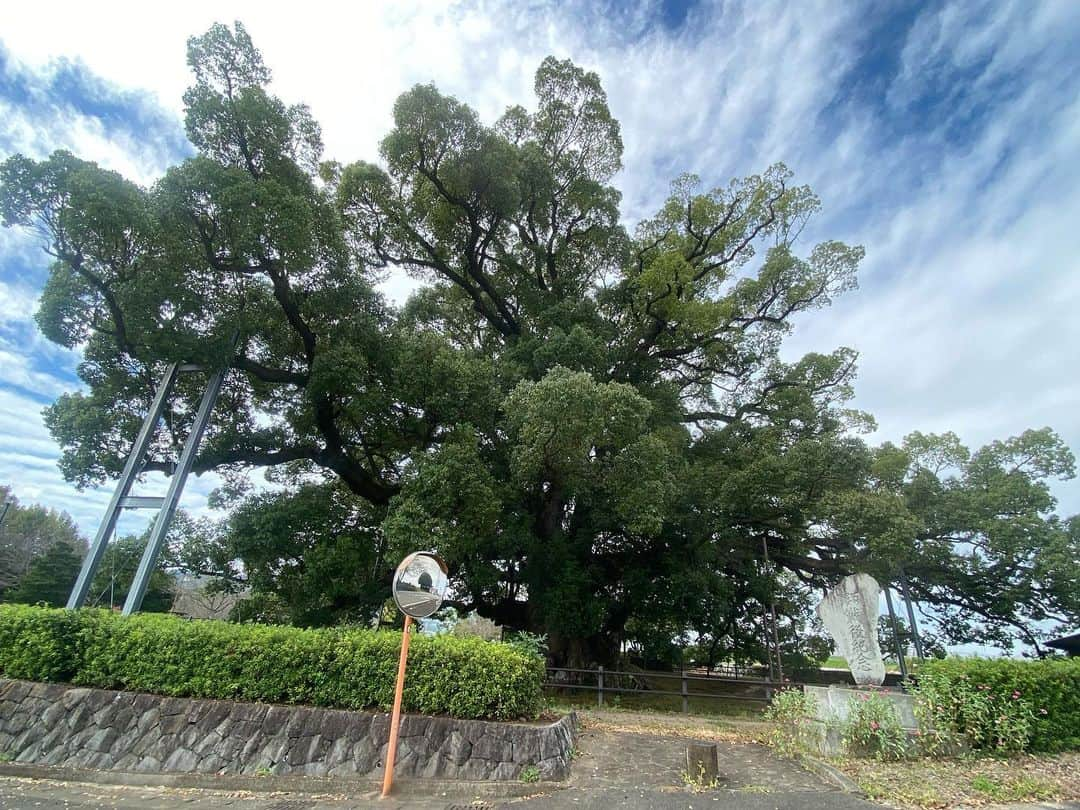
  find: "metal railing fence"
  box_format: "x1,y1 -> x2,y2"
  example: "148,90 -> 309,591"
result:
544,666 -> 779,712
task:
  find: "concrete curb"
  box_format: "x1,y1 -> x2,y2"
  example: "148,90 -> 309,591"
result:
0,761 -> 560,800
797,754 -> 866,796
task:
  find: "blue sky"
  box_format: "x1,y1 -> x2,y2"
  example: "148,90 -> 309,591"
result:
1,0 -> 1079,548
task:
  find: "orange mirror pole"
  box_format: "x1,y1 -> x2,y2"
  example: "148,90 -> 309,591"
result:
381,613 -> 413,798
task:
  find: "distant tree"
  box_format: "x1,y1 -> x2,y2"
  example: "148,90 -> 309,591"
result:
3,540 -> 82,606
171,574 -> 244,620
86,534 -> 175,612
851,429 -> 1079,655
228,591 -> 291,625
0,485 -> 85,595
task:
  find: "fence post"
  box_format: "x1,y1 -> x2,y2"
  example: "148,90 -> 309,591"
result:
597,665 -> 604,708
682,670 -> 688,714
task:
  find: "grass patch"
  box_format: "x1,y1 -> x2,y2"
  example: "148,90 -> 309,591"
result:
739,784 -> 771,793
970,773 -> 1057,803
546,704 -> 763,744
835,753 -> 1078,809
824,655 -> 905,674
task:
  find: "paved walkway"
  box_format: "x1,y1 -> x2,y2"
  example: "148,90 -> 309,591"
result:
547,727 -> 828,791
506,727 -> 881,809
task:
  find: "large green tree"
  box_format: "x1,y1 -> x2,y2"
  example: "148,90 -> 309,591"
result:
1,23 -> 1075,661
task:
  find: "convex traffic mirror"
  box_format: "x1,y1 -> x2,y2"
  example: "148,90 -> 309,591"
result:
391,551 -> 448,619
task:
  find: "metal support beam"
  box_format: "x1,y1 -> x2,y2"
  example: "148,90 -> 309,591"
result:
122,364 -> 228,615
119,496 -> 166,510
761,537 -> 784,683
898,569 -> 925,660
67,363 -> 180,609
883,586 -> 908,679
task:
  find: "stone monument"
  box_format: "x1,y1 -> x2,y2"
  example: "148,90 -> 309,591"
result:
816,573 -> 886,686
803,573 -> 924,755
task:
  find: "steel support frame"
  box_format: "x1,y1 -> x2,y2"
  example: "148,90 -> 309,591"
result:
122,363 -> 228,615
883,585 -> 908,679
66,363 -> 180,610
898,568 -> 925,660
67,351 -> 230,614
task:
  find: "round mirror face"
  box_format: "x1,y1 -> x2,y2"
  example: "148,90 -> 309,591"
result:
392,552 -> 448,618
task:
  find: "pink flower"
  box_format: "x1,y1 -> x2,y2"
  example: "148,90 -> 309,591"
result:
1011,691 -> 1021,699
870,721 -> 880,730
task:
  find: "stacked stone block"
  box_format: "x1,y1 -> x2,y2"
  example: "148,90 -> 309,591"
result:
0,679 -> 576,780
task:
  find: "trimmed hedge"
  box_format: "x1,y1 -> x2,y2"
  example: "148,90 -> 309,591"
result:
0,604 -> 543,720
916,656 -> 1080,753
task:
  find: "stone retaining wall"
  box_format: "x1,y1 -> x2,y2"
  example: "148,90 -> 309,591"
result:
0,679 -> 577,781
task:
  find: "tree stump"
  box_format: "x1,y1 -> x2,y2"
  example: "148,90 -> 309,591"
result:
685,742 -> 719,786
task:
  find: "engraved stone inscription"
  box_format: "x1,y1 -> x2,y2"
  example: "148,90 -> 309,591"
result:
816,573 -> 886,686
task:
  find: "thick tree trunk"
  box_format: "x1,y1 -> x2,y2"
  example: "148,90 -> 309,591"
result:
546,632 -> 618,669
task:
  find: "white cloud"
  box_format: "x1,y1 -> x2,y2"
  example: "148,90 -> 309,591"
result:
0,349 -> 72,399
0,278 -> 39,327
0,387 -> 101,529
0,86 -> 180,186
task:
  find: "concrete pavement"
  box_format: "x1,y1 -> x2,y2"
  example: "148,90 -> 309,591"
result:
0,775 -> 888,810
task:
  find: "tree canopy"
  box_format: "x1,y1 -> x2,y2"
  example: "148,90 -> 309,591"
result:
0,484 -> 85,595
1,22 -> 1075,661
1,540 -> 82,607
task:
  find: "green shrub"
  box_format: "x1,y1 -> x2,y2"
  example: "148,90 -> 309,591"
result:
912,656 -> 1080,753
0,603 -> 85,681
505,630 -> 549,659
0,604 -> 543,720
762,687 -> 818,757
841,689 -> 909,760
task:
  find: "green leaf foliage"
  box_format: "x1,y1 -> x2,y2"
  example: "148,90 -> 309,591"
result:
914,656 -> 1080,753
0,604 -> 543,720
87,534 -> 175,613
1,541 -> 82,607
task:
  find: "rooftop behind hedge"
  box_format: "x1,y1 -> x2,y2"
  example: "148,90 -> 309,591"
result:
0,604 -> 543,720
